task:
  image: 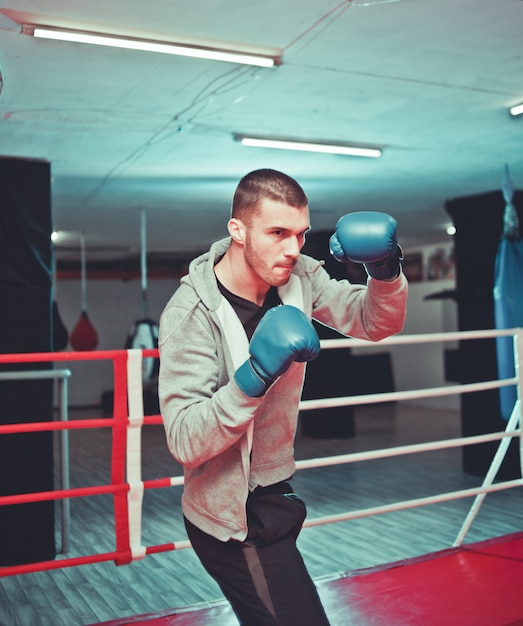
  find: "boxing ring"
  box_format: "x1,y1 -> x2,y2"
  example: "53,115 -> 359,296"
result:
1,328 -> 522,625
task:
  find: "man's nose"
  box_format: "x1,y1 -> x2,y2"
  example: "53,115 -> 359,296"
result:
284,236 -> 301,257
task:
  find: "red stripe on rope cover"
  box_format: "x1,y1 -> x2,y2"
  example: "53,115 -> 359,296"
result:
112,351 -> 132,566
143,414 -> 163,425
145,543 -> 176,556
142,477 -> 174,490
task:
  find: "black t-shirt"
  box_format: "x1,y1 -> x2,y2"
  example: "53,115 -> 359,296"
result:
216,278 -> 286,473
216,280 -> 281,340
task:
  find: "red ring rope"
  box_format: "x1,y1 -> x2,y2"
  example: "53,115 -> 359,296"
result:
0,335 -> 521,581
0,348 -> 161,576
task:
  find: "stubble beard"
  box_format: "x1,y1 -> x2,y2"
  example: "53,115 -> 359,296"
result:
244,238 -> 291,288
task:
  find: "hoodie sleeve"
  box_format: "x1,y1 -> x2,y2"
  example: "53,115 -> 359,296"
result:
307,260 -> 408,341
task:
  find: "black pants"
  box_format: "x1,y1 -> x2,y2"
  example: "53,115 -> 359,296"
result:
184,482 -> 331,626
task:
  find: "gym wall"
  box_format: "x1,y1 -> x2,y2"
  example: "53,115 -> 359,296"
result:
53,251 -> 457,410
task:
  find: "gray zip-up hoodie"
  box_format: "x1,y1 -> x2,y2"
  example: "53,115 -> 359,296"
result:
158,237 -> 408,542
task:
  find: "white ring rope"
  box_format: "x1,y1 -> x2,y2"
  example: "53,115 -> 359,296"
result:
126,349 -> 147,560
121,328 -> 523,556
319,327 -> 519,349
300,377 -> 518,411
302,478 -> 523,529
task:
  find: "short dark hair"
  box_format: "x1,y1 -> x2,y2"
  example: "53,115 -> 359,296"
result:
231,169 -> 308,223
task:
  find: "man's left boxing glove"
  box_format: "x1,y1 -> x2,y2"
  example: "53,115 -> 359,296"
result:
329,211 -> 403,281
234,305 -> 320,398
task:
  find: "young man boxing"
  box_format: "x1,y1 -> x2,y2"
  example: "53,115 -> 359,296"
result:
158,168 -> 408,625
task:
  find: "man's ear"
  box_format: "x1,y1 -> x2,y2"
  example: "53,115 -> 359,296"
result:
228,217 -> 246,244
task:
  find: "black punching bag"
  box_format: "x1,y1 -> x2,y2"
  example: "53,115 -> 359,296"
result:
445,189 -> 523,479
0,157 -> 56,565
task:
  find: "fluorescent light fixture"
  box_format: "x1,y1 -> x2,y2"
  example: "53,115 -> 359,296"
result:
23,25 -> 281,68
509,102 -> 523,117
234,134 -> 382,158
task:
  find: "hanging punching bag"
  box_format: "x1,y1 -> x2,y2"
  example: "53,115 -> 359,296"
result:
125,210 -> 159,381
70,311 -> 99,351
70,233 -> 99,351
125,317 -> 159,381
493,165 -> 523,420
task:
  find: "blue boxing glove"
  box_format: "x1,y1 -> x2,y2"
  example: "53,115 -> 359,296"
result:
234,305 -> 320,398
329,211 -> 403,280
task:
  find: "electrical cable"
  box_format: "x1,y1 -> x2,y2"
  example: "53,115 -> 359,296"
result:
82,64 -> 264,204
283,1 -> 353,55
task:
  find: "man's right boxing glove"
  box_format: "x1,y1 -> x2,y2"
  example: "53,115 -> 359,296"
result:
329,211 -> 403,280
234,305 -> 320,398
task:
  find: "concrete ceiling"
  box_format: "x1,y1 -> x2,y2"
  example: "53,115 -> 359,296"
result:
0,0 -> 522,262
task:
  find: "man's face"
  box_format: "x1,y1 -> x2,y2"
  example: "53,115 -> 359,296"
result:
242,198 -> 310,287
